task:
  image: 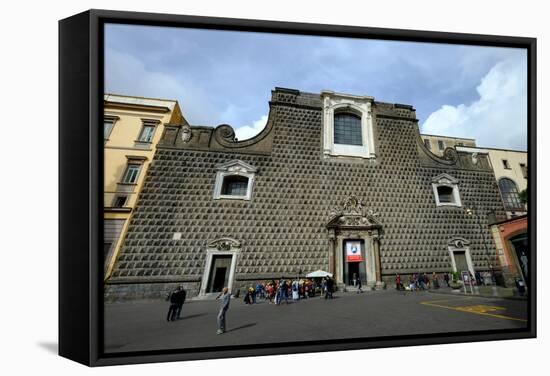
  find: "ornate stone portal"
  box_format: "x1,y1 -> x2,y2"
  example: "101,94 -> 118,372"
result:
327,196 -> 383,289
198,238 -> 241,297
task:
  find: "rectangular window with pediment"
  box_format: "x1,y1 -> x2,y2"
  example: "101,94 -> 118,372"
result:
432,174 -> 462,207
213,160 -> 257,201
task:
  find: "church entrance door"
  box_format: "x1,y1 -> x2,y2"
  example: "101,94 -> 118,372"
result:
342,239 -> 366,286
347,262 -> 360,286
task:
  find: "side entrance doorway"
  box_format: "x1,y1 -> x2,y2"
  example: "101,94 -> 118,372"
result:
199,238 -> 241,297
206,255 -> 232,293
447,238 -> 475,277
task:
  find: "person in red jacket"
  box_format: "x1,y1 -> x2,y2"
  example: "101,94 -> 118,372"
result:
395,274 -> 402,290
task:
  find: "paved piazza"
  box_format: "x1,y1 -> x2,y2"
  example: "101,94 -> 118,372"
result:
104,290 -> 528,353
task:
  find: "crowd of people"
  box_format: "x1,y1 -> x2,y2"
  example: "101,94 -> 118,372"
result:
166,269 -> 503,335
395,270 -> 487,291
396,272 -> 441,291
168,271 -> 492,327
165,276 -> 337,333
242,276 -> 336,305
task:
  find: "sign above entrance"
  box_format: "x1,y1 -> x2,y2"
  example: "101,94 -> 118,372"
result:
346,241 -> 363,262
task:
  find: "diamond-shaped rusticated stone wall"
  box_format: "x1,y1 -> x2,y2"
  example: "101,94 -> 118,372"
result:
105,89 -> 506,299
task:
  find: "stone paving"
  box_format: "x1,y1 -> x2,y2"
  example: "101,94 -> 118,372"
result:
104,289 -> 528,354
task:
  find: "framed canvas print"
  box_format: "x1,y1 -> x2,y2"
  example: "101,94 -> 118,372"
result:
59,9 -> 536,366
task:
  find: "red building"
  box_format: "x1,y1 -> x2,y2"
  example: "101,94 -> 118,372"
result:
490,215 -> 528,286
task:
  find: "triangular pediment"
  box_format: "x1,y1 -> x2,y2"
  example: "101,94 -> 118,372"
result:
215,160 -> 257,173
432,173 -> 458,184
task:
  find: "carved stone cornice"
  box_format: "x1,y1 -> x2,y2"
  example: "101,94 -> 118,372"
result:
326,195 -> 382,230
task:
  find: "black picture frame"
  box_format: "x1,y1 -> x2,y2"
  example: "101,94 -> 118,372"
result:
59,9 -> 537,367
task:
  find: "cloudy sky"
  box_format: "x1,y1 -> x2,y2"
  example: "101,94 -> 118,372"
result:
105,24 -> 527,150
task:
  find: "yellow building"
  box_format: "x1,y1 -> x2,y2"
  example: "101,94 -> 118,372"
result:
103,94 -> 185,280
420,133 -> 476,156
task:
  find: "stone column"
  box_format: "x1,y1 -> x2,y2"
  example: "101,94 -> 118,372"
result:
328,229 -> 336,277
372,233 -> 384,288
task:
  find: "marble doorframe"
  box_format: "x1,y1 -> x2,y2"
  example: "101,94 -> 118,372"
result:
199,238 -> 241,297
328,226 -> 383,288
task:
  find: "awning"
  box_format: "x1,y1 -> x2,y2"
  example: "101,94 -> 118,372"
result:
306,270 -> 333,278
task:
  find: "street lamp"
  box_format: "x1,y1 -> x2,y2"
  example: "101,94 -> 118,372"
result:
465,205 -> 499,297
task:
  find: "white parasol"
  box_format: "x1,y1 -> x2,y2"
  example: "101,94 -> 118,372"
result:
306,270 -> 333,278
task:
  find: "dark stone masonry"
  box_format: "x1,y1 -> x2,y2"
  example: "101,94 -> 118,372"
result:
105,88 -> 506,301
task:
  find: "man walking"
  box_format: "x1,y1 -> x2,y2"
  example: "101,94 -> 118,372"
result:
443,272 -> 450,287
356,275 -> 363,293
175,285 -> 187,320
325,276 -> 334,299
166,285 -> 183,322
216,287 -> 231,334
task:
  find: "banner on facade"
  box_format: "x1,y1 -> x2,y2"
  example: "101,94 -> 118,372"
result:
346,241 -> 363,262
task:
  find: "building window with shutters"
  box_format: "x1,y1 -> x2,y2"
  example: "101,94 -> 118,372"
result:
121,163 -> 141,184
137,119 -> 159,143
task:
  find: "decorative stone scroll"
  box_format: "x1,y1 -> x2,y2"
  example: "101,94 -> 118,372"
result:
442,147 -> 459,163
417,133 -> 459,166
206,238 -> 241,251
447,237 -> 470,249
214,124 -> 237,144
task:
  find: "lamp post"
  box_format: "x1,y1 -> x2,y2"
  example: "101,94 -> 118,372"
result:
465,205 -> 499,297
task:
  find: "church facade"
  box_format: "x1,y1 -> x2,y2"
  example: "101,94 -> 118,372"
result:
104,88 -> 507,300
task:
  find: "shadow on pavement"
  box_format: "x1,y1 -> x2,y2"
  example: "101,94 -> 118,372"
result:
177,313 -> 208,320
226,322 -> 258,333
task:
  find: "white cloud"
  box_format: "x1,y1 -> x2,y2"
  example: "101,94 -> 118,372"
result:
421,58 -> 527,150
234,115 -> 269,141
104,48 -> 218,125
